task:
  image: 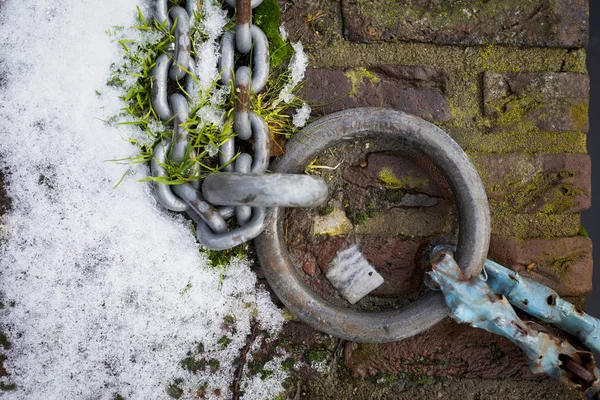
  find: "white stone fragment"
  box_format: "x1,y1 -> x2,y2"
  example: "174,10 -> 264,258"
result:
325,245 -> 384,304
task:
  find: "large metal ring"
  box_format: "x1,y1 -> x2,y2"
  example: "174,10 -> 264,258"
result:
255,108 -> 491,342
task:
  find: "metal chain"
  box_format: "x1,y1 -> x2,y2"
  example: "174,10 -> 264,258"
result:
149,0 -> 328,250
428,247 -> 600,399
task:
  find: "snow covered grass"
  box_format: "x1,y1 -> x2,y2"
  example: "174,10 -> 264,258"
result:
108,0 -> 310,188
0,0 -> 314,398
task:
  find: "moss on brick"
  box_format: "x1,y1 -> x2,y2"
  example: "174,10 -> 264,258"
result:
307,40 -> 587,155
455,130 -> 586,155
254,0 -> 293,69
491,213 -> 580,239
345,67 -> 380,97
378,168 -> 429,190
358,0 -> 538,39
569,103 -> 589,131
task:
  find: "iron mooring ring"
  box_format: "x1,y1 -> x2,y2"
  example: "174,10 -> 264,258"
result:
256,108 -> 491,343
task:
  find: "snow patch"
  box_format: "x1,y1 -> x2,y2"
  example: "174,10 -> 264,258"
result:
292,103 -> 311,128
279,25 -> 288,42
275,41 -> 309,106
192,0 -> 228,97
0,0 -> 285,399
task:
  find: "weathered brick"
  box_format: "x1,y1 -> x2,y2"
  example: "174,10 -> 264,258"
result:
488,236 -> 593,297
470,153 -> 591,214
253,321 -> 575,400
341,0 -> 588,48
483,72 -> 589,133
343,152 -> 451,199
344,319 -> 538,379
345,152 -> 591,214
300,66 -> 451,123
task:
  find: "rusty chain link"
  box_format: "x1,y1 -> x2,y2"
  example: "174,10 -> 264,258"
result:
150,0 -> 328,250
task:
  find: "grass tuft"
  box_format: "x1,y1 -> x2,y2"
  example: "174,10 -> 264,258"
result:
108,2 -> 306,264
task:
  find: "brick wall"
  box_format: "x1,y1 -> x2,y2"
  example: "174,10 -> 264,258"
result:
268,0 -> 591,398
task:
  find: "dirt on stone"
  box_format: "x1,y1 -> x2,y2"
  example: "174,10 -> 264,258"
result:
0,169 -> 12,218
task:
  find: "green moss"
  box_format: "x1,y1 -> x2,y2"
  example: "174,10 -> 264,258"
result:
378,168 -> 428,190
368,371 -> 433,386
0,383 -> 16,391
280,357 -> 296,372
0,332 -> 11,350
200,243 -> 248,268
304,349 -> 328,364
485,95 -> 545,132
348,343 -> 380,364
546,255 -> 576,279
483,170 -> 583,214
253,0 -> 293,68
457,130 -> 586,154
223,314 -> 236,326
208,359 -> 220,373
579,226 -> 589,237
180,356 -> 206,373
282,308 -> 298,322
353,211 -> 370,225
491,213 -> 580,239
307,38 -> 585,154
345,67 -> 380,97
217,335 -> 232,349
539,200 -> 577,214
318,206 -> 334,216
166,379 -> 184,399
247,359 -> 274,380
562,49 -> 588,73
359,0 -> 531,41
569,103 -> 588,131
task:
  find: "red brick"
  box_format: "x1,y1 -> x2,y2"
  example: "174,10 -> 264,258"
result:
343,152 -> 451,199
341,0 -> 588,48
344,319 -> 539,379
488,236 -> 593,297
300,67 -> 451,123
470,153 -> 591,214
483,72 -> 589,133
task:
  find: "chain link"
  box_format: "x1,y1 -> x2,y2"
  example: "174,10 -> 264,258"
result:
149,0 -> 328,250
